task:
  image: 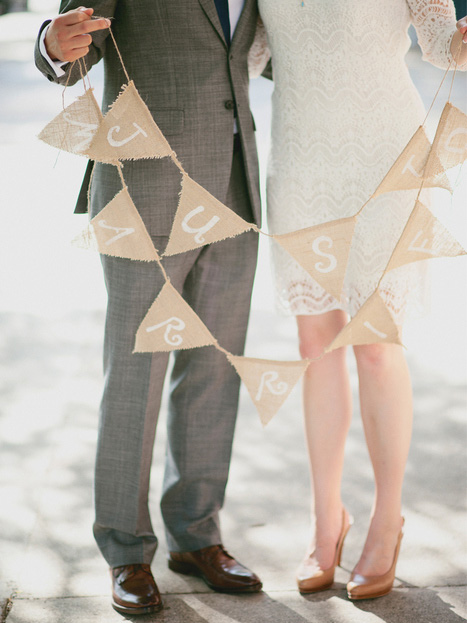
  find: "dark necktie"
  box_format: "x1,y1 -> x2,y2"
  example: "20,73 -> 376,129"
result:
214,0 -> 231,45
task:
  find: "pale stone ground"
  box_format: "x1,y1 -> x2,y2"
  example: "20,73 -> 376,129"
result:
0,5 -> 466,623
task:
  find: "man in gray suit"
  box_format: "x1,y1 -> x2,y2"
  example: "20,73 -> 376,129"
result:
35,0 -> 262,615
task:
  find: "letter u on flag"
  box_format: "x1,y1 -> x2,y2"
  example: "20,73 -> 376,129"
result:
134,282 -> 217,353
385,200 -> 466,272
38,88 -> 102,155
325,292 -> 402,352
273,216 -> 356,301
163,174 -> 254,256
227,354 -> 309,426
86,81 -> 173,163
72,187 -> 161,262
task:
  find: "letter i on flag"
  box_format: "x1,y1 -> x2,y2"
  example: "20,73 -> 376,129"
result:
227,354 -> 309,426
325,292 -> 402,352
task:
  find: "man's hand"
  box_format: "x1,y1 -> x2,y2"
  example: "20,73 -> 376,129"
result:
44,6 -> 111,63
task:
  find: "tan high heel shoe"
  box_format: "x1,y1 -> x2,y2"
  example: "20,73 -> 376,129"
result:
296,508 -> 353,594
346,518 -> 405,600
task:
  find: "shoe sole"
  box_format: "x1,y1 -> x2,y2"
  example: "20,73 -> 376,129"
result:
111,600 -> 163,615
298,581 -> 334,594
168,558 -> 262,593
347,587 -> 392,601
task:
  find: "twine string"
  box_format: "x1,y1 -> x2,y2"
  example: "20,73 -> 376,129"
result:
448,38 -> 464,102
422,59 -> 453,127
107,24 -> 131,84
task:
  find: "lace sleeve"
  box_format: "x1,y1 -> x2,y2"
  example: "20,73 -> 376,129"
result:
248,16 -> 271,78
406,0 -> 466,69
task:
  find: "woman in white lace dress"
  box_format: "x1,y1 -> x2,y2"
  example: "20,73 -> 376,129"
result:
253,0 -> 467,600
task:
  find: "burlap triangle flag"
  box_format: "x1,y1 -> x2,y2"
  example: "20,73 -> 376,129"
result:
72,188 -> 160,261
424,103 -> 467,178
38,88 -> 102,155
325,292 -> 402,352
86,81 -> 173,164
386,200 -> 466,272
134,282 -> 216,352
227,354 -> 309,426
163,174 -> 254,256
373,126 -> 451,197
273,217 -> 356,300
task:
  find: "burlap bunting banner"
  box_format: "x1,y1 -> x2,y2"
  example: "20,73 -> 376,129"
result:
424,103 -> 467,178
373,126 -> 452,197
38,88 -> 102,155
86,81 -> 173,164
163,174 -> 254,257
273,217 -> 357,301
134,282 -> 216,353
72,187 -> 161,261
325,292 -> 402,353
38,28 -> 467,426
227,354 -> 309,426
386,200 -> 466,272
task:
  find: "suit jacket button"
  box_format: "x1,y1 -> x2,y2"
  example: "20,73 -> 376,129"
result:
224,100 -> 235,110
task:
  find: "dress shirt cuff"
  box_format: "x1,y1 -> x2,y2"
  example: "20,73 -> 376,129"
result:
39,25 -> 68,77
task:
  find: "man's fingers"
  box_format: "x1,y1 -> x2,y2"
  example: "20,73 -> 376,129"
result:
58,8 -> 93,26
57,8 -> 110,31
68,17 -> 111,37
63,46 -> 91,63
45,8 -> 110,62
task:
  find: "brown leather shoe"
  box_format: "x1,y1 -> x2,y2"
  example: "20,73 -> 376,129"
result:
110,564 -> 163,615
168,544 -> 262,593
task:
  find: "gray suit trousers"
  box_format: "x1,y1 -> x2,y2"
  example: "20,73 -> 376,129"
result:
93,143 -> 258,567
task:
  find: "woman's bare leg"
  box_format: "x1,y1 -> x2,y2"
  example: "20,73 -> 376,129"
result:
297,310 -> 353,570
352,342 -> 412,576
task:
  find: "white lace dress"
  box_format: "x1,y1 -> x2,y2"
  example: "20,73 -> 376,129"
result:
254,0 -> 461,320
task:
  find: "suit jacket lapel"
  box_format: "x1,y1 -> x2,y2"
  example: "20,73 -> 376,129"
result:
231,0 -> 256,50
198,0 -> 227,46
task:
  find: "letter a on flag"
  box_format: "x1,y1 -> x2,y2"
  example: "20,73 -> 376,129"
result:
163,174 -> 254,256
38,88 -> 102,155
227,354 -> 309,426
386,200 -> 466,272
273,217 -> 356,301
424,103 -> 467,178
134,282 -> 216,353
325,292 -> 402,352
86,81 -> 173,164
373,126 -> 451,197
72,188 -> 161,262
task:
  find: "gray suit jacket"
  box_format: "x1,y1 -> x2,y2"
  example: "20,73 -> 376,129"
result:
35,0 -> 261,236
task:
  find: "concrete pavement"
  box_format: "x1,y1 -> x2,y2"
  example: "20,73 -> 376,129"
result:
1,5 -> 466,623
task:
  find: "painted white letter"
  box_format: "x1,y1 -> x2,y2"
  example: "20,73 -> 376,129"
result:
97,220 -> 135,246
107,122 -> 148,147
256,371 -> 289,402
146,317 -> 186,346
181,206 -> 220,244
312,236 -> 337,273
